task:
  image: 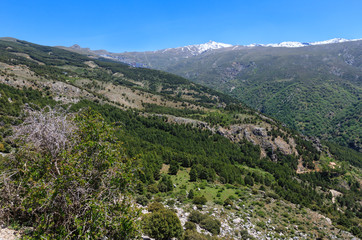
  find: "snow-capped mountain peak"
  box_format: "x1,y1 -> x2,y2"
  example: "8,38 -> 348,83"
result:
158,38 -> 361,56
194,40 -> 233,53
266,41 -> 307,48
247,38 -> 361,48
160,41 -> 233,56
310,38 -> 350,45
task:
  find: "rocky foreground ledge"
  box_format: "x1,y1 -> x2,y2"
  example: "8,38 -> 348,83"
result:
0,227 -> 20,240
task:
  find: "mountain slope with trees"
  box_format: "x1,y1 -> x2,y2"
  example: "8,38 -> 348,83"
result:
0,38 -> 361,239
66,40 -> 362,152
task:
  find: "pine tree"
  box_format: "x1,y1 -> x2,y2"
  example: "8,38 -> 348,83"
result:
169,160 -> 179,175
188,189 -> 194,199
189,168 -> 198,182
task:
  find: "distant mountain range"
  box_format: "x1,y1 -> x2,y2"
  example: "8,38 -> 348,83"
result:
61,38 -> 362,66
246,38 -> 362,48
158,40 -> 233,56
63,38 -> 362,57
60,38 -> 362,152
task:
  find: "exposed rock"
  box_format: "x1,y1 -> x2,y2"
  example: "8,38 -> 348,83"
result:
159,115 -> 302,162
0,227 -> 20,240
233,217 -> 242,224
84,61 -> 98,68
252,127 -> 267,137
329,189 -> 343,204
308,136 -> 323,152
274,137 -> 293,155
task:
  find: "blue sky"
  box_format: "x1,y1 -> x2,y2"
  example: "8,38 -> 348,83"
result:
1,0 -> 362,52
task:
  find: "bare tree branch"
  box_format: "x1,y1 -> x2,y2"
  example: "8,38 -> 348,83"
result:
12,106 -> 76,158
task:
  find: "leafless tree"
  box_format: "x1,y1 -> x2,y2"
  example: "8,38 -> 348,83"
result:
12,106 -> 76,159
11,106 -> 76,176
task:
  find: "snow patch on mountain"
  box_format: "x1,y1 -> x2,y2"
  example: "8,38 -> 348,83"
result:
247,38 -> 362,48
310,38 -> 352,45
161,41 -> 233,55
192,41 -> 233,53
159,38 -> 361,55
248,41 -> 307,48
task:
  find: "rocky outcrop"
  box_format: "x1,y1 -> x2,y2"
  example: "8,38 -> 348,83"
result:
162,115 -> 300,161
0,228 -> 20,240
162,199 -> 353,240
216,124 -> 297,159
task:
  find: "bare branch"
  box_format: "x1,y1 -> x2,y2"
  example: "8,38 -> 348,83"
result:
12,107 -> 76,158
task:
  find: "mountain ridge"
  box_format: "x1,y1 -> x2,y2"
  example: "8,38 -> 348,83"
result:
60,37 -> 362,55
57,37 -> 362,152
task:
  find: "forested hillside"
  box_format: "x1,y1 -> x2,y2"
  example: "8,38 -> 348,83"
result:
72,40 -> 362,152
0,38 -> 361,239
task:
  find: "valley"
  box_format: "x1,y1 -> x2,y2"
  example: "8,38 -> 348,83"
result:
0,38 -> 361,239
68,39 -> 362,153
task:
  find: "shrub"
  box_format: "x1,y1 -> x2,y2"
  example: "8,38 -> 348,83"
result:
257,210 -> 266,218
145,192 -> 152,199
147,183 -> 159,193
143,209 -> 183,240
188,210 -> 206,223
176,190 -> 187,203
0,109 -> 141,239
136,195 -> 149,206
158,174 -> 173,192
256,221 -> 266,229
166,199 -> 175,207
228,195 -> 237,200
154,196 -> 163,202
244,175 -> 254,186
148,202 -> 165,212
184,221 -> 196,231
200,217 -> 221,235
266,191 -> 279,199
350,226 -> 362,238
11,107 -> 76,158
193,195 -> 207,205
188,211 -> 220,235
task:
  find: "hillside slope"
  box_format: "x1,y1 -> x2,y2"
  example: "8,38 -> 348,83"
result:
0,38 -> 312,164
164,41 -> 362,152
65,40 -> 362,152
0,38 -> 361,239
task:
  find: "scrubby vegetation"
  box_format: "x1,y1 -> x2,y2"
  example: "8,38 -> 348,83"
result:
143,203 -> 183,240
0,110 -> 141,239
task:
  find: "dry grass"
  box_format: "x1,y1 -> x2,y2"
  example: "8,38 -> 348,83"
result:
160,164 -> 170,174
